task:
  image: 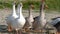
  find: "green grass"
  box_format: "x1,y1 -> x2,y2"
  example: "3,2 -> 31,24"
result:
0,0 -> 60,10
45,0 -> 60,10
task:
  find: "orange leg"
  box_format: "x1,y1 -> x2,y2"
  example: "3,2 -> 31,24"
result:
8,25 -> 12,32
56,32 -> 60,34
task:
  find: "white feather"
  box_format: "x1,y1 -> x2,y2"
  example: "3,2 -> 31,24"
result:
11,3 -> 26,30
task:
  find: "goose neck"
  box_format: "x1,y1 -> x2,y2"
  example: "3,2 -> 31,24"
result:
39,1 -> 45,18
28,8 -> 33,17
12,4 -> 16,16
39,0 -> 45,23
19,5 -> 23,18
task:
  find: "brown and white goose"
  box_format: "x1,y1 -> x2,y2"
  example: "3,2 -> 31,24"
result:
33,0 -> 46,30
23,4 -> 34,31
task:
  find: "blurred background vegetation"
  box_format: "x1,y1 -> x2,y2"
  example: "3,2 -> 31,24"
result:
0,0 -> 60,10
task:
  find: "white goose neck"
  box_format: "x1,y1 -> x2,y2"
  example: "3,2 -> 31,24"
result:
19,4 -> 23,18
12,4 -> 16,16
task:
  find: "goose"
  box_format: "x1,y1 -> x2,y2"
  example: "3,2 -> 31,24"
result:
27,4 -> 34,29
33,0 -> 46,30
6,3 -> 18,32
23,4 -> 34,31
51,17 -> 60,33
10,3 -> 26,34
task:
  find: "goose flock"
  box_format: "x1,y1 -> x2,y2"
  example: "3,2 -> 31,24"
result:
5,0 -> 60,34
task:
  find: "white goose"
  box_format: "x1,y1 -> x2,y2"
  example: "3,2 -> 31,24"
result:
11,3 -> 26,34
6,3 -> 18,32
33,0 -> 46,30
